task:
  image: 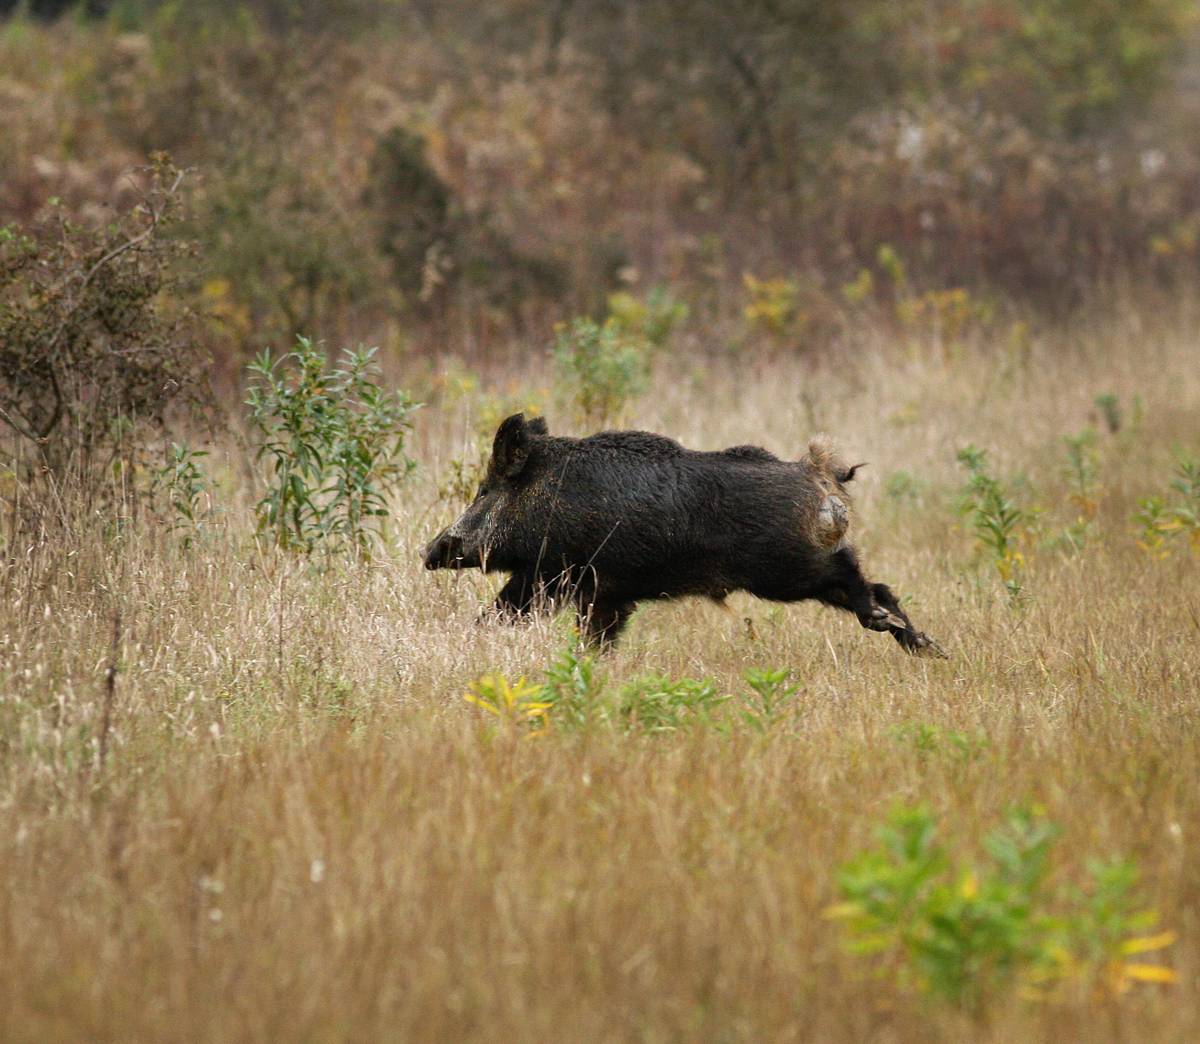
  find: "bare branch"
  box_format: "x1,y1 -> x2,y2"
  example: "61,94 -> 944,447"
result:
28,168 -> 188,441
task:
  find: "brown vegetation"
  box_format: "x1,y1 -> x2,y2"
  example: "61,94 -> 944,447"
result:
3,3 -> 1200,1039
2,304 -> 1199,1040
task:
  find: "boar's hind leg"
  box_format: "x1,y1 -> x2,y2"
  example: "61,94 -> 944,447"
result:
578,600 -> 637,647
820,548 -> 946,657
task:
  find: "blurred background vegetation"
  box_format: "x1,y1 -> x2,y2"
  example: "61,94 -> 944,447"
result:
2,0 -> 1199,381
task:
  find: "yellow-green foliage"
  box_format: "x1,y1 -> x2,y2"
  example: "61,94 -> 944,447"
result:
742,273 -> 804,340
606,286 -> 689,348
829,804 -> 1175,1009
957,445 -> 1028,599
552,317 -> 649,423
1135,457 -> 1200,557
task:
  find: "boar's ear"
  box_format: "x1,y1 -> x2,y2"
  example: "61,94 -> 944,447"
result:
526,416 -> 549,436
493,413 -> 532,479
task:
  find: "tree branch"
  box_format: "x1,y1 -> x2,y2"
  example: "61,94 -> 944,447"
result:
34,167 -> 187,440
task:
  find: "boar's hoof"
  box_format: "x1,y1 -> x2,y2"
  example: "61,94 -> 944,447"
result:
896,629 -> 948,658
862,603 -> 908,632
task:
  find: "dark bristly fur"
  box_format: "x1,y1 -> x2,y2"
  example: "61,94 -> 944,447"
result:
423,413 -> 944,654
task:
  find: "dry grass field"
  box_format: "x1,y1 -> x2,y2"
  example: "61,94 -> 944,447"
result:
2,303 -> 1199,1041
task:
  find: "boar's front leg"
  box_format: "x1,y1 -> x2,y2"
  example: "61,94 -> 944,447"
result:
487,571 -> 566,623
487,572 -> 539,621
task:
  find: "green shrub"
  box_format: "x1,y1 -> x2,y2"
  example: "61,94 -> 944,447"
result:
888,721 -> 990,763
1168,457 -> 1200,544
1134,495 -> 1174,559
539,640 -> 605,731
529,655 -> 807,736
1134,455 -> 1200,557
553,317 -> 649,423
246,336 -> 418,557
606,286 -> 689,348
616,674 -> 728,734
741,667 -> 799,733
198,153 -> 379,346
957,445 -> 1027,600
153,442 -> 211,546
884,470 -> 925,503
829,804 -> 1176,1010
1056,429 -> 1102,551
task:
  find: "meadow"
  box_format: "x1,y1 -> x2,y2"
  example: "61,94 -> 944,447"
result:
4,3 -> 1200,1037
1,296 -> 1198,1041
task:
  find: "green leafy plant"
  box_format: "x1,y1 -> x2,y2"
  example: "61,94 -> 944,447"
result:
828,805 -> 1176,1010
1134,495 -> 1174,559
246,336 -> 418,557
741,667 -> 799,733
1059,429 -> 1102,550
153,442 -> 211,546
616,674 -> 729,734
606,285 -> 689,348
888,721 -> 989,763
531,657 -> 803,736
957,445 -> 1027,600
553,317 -> 649,423
1133,456 -> 1200,557
1166,456 -> 1200,551
539,640 -> 605,731
884,470 -> 925,503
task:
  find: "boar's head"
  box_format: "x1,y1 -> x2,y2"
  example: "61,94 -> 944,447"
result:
423,412 -> 549,572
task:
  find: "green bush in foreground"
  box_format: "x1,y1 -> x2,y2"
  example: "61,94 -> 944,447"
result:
827,804 -> 1176,1010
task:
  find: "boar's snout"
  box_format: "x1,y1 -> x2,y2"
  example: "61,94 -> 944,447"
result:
423,529 -> 467,570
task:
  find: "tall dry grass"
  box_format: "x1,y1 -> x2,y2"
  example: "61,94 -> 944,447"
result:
1,304 -> 1199,1042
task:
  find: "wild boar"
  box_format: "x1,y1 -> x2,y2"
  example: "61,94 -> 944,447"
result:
423,413 -> 944,654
